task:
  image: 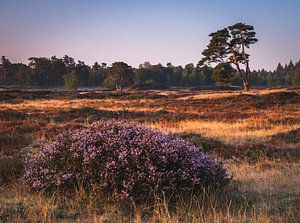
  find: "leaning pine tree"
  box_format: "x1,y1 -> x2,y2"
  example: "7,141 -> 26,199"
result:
199,23 -> 258,91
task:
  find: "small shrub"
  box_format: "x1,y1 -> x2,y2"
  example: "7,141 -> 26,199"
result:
292,68 -> 300,86
22,120 -> 230,201
103,78 -> 115,90
212,63 -> 236,86
64,71 -> 80,91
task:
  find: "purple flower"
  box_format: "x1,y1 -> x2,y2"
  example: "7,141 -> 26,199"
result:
22,120 -> 230,201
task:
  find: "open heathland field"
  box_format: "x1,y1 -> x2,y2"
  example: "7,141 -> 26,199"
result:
0,87 -> 300,223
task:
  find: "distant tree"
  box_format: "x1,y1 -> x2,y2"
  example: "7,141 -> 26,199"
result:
90,62 -> 106,86
136,62 -> 153,84
139,61 -> 152,69
103,78 -> 115,89
64,71 -> 80,91
285,60 -> 295,85
28,57 -> 52,86
171,65 -> 183,86
135,62 -> 169,86
200,22 -> 258,91
101,63 -> 107,69
212,63 -> 236,86
74,60 -> 90,86
152,64 -> 168,84
273,63 -> 285,85
1,56 -> 11,85
182,63 -> 195,86
197,65 -> 214,86
292,68 -> 300,85
287,60 -> 294,70
164,63 -> 182,86
62,55 -> 76,73
106,62 -> 133,90
249,69 -> 267,86
165,62 -> 174,85
191,65 -> 208,86
259,69 -> 270,86
50,56 -> 66,85
267,72 -> 276,86
9,63 -> 30,86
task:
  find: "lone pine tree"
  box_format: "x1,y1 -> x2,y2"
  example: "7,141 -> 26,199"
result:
199,22 -> 258,91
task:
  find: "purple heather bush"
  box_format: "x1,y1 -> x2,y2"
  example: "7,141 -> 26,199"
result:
22,120 -> 230,200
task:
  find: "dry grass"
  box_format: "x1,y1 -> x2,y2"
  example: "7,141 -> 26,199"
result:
0,88 -> 300,222
1,159 -> 299,222
177,87 -> 292,100
150,119 -> 300,144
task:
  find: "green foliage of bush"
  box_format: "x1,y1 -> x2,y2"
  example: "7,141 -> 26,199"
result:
103,78 -> 115,90
212,63 -> 236,86
64,71 -> 80,91
106,62 -> 134,90
292,68 -> 300,86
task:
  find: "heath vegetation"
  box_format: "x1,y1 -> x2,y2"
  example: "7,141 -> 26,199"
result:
1,0 -> 300,220
0,87 -> 299,222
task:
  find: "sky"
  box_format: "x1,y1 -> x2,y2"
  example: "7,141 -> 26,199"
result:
0,0 -> 300,71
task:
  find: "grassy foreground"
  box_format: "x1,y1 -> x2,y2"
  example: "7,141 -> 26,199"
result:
0,87 -> 300,222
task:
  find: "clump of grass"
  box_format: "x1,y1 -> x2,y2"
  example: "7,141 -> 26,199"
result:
0,156 -> 23,185
1,178 -> 299,223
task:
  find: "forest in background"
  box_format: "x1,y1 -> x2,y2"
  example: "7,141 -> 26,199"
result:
0,55 -> 300,88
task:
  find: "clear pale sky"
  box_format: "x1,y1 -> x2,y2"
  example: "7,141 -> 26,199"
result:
1,0 -> 299,70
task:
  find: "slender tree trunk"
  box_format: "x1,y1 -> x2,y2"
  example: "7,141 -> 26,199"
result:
242,79 -> 250,91
232,60 -> 249,91
242,44 -> 251,91
234,64 -> 249,91
116,84 -> 122,91
231,45 -> 251,92
244,64 -> 251,91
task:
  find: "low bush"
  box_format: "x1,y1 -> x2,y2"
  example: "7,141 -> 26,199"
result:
64,71 -> 80,91
22,120 -> 230,201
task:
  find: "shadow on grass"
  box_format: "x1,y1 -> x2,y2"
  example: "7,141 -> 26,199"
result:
53,107 -> 198,122
178,132 -> 300,161
271,128 -> 300,144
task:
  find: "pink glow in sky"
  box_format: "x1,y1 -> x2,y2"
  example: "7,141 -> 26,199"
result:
1,0 -> 300,70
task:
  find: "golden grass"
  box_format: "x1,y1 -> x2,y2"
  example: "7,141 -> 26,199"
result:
1,159 -> 299,222
177,88 -> 291,100
0,88 -> 300,222
150,119 -> 300,144
0,98 -> 158,114
229,159 -> 300,195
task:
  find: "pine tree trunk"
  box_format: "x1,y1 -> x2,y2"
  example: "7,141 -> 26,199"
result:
244,70 -> 251,91
243,79 -> 250,91
242,43 -> 251,91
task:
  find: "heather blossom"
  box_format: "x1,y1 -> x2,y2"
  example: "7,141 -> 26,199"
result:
22,120 -> 230,201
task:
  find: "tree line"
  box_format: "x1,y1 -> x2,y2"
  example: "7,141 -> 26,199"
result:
0,55 -> 299,90
1,22 -> 300,90
1,22 -> 299,90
